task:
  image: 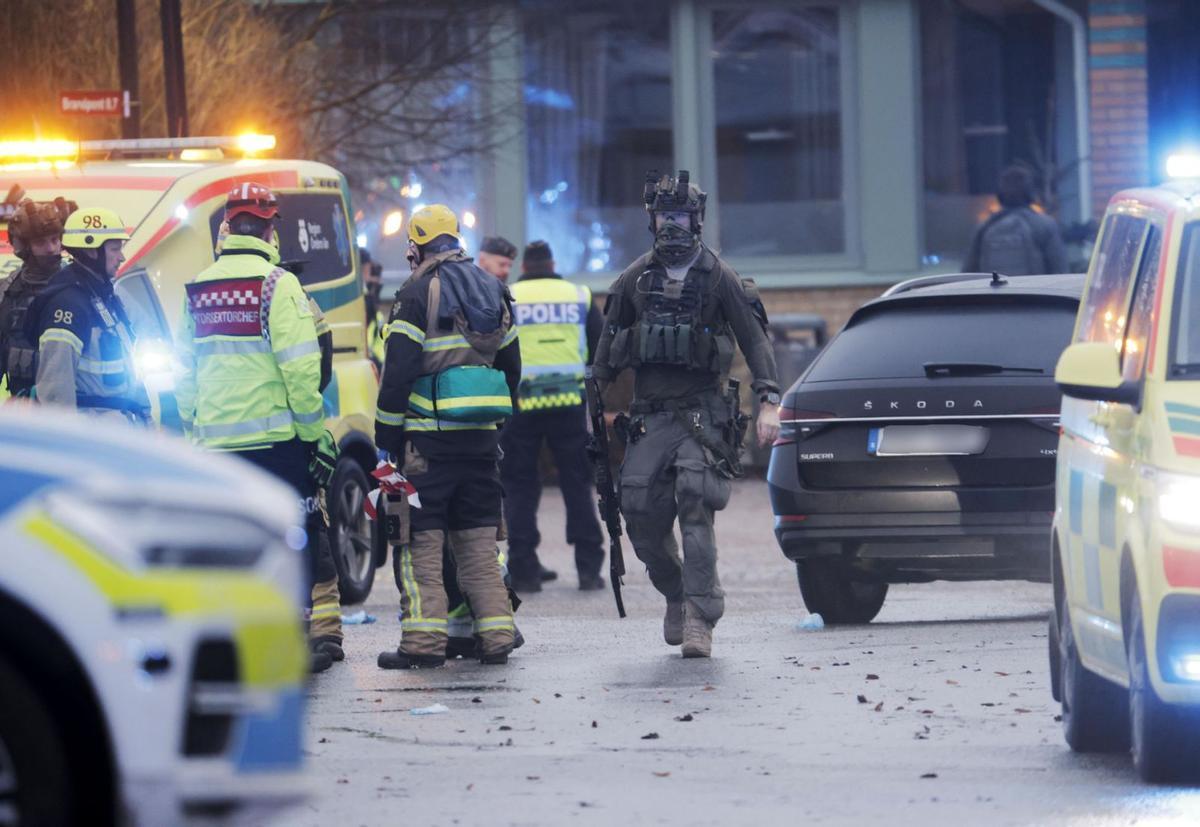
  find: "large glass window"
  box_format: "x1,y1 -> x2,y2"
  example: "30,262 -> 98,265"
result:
712,7 -> 844,257
920,1 -> 1058,265
1171,224 -> 1200,376
523,2 -> 672,276
1076,214 -> 1148,347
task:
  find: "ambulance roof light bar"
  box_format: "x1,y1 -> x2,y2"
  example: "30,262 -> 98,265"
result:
77,133 -> 276,157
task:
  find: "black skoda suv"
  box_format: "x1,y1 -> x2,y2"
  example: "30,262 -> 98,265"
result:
768,273 -> 1084,623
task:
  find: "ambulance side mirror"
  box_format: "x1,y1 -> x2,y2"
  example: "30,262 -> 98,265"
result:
1056,342 -> 1140,406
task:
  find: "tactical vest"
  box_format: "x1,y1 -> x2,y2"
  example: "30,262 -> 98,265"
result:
0,270 -> 52,397
407,254 -> 515,426
509,277 -> 590,410
606,261 -> 736,378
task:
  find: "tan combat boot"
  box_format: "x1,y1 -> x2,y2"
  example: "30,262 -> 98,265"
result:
681,601 -> 713,658
664,601 -> 684,646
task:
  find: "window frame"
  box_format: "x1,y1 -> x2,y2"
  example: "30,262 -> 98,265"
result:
688,0 -> 861,275
1074,211 -> 1151,348
1119,221 -> 1162,385
1167,221 -> 1200,380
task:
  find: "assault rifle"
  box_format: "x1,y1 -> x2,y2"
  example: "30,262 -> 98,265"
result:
584,369 -> 627,618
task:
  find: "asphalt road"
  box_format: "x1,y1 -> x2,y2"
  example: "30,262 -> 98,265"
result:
278,481 -> 1200,827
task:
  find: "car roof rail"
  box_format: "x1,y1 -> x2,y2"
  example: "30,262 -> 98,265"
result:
881,272 -> 1000,298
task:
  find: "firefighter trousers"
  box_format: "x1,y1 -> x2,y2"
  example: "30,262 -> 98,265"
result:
391,444 -> 514,657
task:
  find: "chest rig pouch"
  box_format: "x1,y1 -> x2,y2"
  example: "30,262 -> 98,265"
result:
0,275 -> 46,396
610,266 -> 734,376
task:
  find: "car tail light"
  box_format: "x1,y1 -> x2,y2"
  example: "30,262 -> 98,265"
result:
1164,545 -> 1200,589
774,405 -> 833,447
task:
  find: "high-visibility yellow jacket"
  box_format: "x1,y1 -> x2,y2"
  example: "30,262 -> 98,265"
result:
175,234 -> 325,450
509,276 -> 591,410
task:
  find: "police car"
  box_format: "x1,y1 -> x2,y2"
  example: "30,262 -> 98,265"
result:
0,410 -> 308,823
0,136 -> 385,603
1050,172 -> 1200,782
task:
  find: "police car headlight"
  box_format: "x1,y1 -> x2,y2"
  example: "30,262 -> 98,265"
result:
43,490 -> 272,571
1157,472 -> 1200,532
133,339 -> 179,392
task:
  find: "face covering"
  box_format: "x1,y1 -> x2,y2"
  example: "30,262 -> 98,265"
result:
18,250 -> 63,278
653,221 -> 699,268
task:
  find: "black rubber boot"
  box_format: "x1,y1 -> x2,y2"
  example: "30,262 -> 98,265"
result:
377,649 -> 445,670
313,636 -> 344,662
479,651 -> 509,665
310,649 -> 334,675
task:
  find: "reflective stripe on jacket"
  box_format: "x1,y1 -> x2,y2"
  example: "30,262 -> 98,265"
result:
175,234 -> 324,449
509,278 -> 590,410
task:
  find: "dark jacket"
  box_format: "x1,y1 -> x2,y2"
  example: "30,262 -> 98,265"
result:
963,206 -> 1069,276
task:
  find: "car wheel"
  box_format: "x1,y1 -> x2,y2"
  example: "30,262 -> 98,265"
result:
795,559 -> 888,624
0,652 -> 72,827
1059,596 -> 1128,753
328,457 -> 376,605
1048,607 -> 1063,703
1127,588 -> 1200,783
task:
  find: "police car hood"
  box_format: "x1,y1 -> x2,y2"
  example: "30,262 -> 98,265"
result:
0,408 -> 298,530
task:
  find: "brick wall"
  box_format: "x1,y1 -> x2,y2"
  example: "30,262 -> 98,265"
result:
1089,1 -> 1150,217
761,285 -> 891,338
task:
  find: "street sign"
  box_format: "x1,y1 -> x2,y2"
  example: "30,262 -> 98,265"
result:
59,90 -> 131,118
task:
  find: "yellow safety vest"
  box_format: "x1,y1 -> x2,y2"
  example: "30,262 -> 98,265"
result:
509,277 -> 590,410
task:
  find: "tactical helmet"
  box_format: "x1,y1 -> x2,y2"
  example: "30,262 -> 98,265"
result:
407,204 -> 461,246
643,170 -> 706,231
62,207 -> 130,250
7,198 -> 73,253
224,182 -> 279,222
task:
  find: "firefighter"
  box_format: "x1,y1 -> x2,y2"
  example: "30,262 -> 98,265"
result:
175,183 -> 343,674
28,207 -> 148,420
0,197 -> 72,399
592,171 -> 781,658
376,204 -> 521,668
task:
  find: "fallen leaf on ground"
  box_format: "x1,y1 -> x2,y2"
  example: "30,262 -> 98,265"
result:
653,771 -> 671,778
857,695 -> 869,704
642,732 -> 660,740
591,721 -> 598,728
675,714 -> 694,722
866,674 -> 880,680
874,702 -> 884,712
920,773 -> 938,779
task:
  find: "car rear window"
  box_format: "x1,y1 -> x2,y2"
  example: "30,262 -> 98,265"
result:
804,298 -> 1077,382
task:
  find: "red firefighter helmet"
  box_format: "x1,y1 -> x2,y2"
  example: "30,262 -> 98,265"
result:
224,182 -> 279,222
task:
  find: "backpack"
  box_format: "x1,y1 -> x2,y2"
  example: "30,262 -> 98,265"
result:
978,208 -> 1045,276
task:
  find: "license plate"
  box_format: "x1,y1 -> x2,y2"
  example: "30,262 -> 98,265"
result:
868,425 -> 989,456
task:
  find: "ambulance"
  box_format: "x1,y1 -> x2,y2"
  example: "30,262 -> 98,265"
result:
0,409 -> 307,824
0,136 -> 385,603
1051,172 -> 1200,782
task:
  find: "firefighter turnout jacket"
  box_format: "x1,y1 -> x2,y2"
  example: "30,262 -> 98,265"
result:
375,249 -> 521,460
27,261 -> 145,414
175,234 -> 325,449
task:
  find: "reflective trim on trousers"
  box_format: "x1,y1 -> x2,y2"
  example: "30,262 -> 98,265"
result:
474,615 -> 514,633
195,339 -> 271,357
399,544 -> 422,619
195,410 -> 294,439
274,339 -> 320,364
501,326 -> 519,347
401,619 -> 448,632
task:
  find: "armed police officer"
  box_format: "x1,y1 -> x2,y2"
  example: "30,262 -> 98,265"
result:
175,183 -> 344,674
592,171 -> 781,658
375,205 -> 522,669
28,207 -> 148,420
0,197 -> 72,399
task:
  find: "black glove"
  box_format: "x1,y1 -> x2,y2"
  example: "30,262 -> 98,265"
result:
307,430 -> 338,489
